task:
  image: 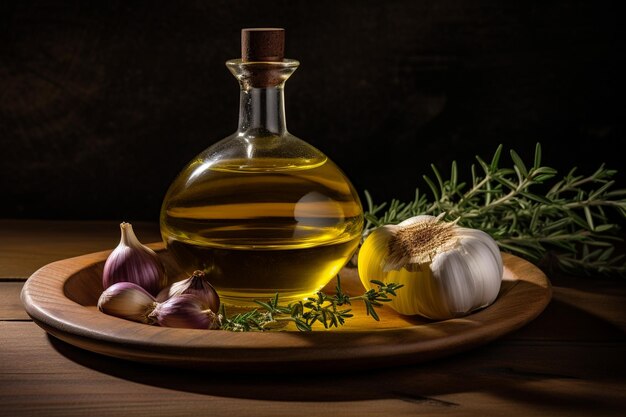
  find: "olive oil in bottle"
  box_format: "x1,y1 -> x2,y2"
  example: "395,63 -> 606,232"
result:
161,156 -> 362,305
160,29 -> 363,306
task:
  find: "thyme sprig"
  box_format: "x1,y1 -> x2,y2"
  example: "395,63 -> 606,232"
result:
363,143 -> 626,277
219,276 -> 403,332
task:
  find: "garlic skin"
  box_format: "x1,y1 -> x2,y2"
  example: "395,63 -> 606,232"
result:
103,222 -> 167,296
97,282 -> 158,324
157,270 -> 220,312
151,294 -> 221,330
358,215 -> 503,320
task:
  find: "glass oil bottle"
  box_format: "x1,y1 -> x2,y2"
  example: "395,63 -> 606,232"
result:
160,28 -> 363,306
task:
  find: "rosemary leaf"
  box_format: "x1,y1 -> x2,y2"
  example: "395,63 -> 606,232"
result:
220,277 -> 403,332
363,143 -> 626,277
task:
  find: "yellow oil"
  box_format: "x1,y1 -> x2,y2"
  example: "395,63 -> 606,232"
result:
160,156 -> 363,306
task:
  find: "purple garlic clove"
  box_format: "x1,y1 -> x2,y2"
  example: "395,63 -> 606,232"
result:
97,282 -> 158,324
157,270 -> 220,312
103,222 -> 167,296
151,294 -> 221,330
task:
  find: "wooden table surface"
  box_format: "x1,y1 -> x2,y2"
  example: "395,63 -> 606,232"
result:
1,219 -> 625,417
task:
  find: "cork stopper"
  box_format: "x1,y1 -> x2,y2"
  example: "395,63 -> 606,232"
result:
241,28 -> 285,62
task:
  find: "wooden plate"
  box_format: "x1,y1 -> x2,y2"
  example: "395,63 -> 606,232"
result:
21,244 -> 551,371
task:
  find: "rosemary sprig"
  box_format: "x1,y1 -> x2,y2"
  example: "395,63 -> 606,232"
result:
363,143 -> 626,277
219,276 -> 404,332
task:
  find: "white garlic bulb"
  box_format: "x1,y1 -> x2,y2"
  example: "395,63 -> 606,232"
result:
358,215 -> 503,320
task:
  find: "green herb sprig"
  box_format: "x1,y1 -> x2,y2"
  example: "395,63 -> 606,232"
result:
363,143 -> 626,277
219,277 -> 403,332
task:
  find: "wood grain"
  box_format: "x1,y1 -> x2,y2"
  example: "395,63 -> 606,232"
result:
0,220 -> 160,279
1,322 -> 624,417
21,245 -> 551,371
0,282 -> 29,320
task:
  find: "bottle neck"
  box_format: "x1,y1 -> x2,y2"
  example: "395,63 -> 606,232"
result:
238,85 -> 287,137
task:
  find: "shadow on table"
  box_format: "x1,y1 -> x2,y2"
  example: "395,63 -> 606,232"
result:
48,295 -> 625,413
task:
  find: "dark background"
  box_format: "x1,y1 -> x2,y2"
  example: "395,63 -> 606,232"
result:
0,0 -> 623,221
